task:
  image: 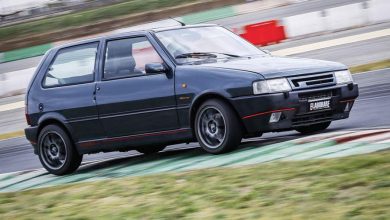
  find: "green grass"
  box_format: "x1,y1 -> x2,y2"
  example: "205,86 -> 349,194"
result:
0,0 -> 200,42
350,59 -> 390,74
1,151 -> 389,219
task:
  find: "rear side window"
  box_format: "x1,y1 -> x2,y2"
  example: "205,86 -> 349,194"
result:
43,42 -> 98,87
104,36 -> 163,79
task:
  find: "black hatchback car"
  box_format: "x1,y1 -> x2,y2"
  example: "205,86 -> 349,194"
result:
25,24 -> 358,175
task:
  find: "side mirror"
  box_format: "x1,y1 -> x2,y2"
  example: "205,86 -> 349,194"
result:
145,63 -> 167,74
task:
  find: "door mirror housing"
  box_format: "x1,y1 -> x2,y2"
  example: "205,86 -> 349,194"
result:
145,63 -> 167,74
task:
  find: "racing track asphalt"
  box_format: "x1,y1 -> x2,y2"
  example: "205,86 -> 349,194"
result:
0,68 -> 389,174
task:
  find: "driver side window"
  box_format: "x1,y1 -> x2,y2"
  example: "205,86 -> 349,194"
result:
104,36 -> 163,79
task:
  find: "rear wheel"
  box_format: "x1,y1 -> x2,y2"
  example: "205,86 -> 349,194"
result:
295,121 -> 331,134
136,145 -> 166,155
38,124 -> 82,175
195,99 -> 242,154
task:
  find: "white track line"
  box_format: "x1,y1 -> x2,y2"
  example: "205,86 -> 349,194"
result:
0,101 -> 24,113
272,29 -> 390,56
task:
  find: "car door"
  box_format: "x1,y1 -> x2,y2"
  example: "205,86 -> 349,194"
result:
37,42 -> 105,143
95,35 -> 179,138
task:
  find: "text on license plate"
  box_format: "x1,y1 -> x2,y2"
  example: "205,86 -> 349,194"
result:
309,100 -> 330,111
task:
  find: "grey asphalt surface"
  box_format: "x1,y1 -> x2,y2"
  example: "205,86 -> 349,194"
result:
0,68 -> 389,174
0,56 -> 41,74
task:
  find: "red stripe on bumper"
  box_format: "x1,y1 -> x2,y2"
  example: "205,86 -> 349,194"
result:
339,99 -> 356,103
242,108 -> 296,119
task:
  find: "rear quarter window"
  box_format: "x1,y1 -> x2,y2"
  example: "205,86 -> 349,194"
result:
43,42 -> 98,88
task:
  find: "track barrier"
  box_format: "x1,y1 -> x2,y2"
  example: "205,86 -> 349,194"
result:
239,20 -> 286,46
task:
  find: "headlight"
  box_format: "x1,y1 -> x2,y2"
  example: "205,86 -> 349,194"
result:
253,78 -> 291,95
335,70 -> 353,84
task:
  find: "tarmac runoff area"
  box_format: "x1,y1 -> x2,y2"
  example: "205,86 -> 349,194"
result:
0,128 -> 389,193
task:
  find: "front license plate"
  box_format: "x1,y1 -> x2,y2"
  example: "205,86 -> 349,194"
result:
309,100 -> 330,111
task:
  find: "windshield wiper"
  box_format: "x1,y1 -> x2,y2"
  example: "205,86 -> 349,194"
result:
175,52 -> 241,59
213,52 -> 241,58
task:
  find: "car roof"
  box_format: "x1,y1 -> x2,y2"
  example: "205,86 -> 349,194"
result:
150,23 -> 217,32
51,24 -> 218,51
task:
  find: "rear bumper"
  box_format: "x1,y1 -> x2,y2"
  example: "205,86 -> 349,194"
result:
24,126 -> 39,154
231,83 -> 359,134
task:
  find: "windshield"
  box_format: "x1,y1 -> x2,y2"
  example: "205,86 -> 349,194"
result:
155,26 -> 265,64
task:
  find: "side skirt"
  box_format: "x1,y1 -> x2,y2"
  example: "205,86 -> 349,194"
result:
76,128 -> 194,154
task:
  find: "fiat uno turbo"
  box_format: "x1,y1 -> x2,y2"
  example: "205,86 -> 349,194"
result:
24,25 -> 359,175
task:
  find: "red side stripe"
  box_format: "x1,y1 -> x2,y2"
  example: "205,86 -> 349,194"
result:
79,128 -> 190,147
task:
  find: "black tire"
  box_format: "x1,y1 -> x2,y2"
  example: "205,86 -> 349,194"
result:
295,121 -> 331,134
136,145 -> 166,155
195,99 -> 242,154
37,124 -> 82,175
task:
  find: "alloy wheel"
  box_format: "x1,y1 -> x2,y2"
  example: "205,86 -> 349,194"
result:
197,106 -> 227,149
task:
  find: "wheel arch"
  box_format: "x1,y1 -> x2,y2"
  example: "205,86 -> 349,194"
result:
189,92 -> 245,135
37,114 -> 76,149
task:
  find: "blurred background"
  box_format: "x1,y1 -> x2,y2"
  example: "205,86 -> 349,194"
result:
0,0 -> 389,166
0,0 -> 389,98
0,1 -> 389,219
0,0 -> 389,157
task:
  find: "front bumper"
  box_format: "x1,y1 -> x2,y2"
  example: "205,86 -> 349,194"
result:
25,126 -> 39,154
231,83 -> 359,133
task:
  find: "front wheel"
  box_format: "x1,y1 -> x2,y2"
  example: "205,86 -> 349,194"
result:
195,99 -> 242,154
37,125 -> 82,175
295,121 -> 331,134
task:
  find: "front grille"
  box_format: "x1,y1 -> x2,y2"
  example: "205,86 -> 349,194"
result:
292,111 -> 333,126
298,90 -> 334,102
288,72 -> 336,90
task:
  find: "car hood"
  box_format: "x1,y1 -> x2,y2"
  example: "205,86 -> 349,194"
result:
200,56 -> 347,79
